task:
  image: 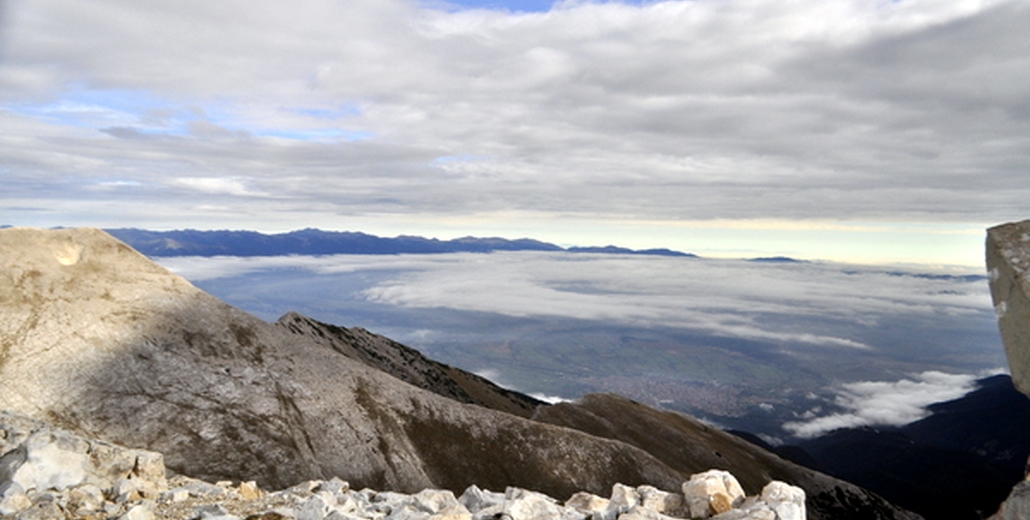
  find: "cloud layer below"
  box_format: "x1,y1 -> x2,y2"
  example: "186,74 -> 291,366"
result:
159,251 -> 994,352
782,370 -> 992,438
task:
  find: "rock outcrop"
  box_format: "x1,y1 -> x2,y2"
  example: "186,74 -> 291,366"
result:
985,219 -> 1030,519
986,219 -> 1030,397
0,228 -> 919,519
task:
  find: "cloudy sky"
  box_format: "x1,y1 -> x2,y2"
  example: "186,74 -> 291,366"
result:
3,0 -> 1028,265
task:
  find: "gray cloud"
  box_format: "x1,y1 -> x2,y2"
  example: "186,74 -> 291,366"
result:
1,0 -> 1028,235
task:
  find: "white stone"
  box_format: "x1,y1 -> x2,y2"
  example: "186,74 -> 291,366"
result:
413,489 -> 465,514
565,491 -> 609,513
682,470 -> 745,519
760,481 -> 805,520
10,432 -> 89,492
609,484 -> 639,512
459,485 -> 504,514
297,493 -> 335,520
0,482 -> 31,515
120,503 -> 157,520
635,485 -> 681,514
505,487 -> 579,520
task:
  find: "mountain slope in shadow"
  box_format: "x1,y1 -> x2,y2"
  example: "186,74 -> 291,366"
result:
747,375 -> 1030,520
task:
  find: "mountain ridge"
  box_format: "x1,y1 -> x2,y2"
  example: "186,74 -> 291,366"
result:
104,227 -> 700,258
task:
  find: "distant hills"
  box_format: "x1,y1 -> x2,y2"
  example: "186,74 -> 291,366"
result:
104,228 -> 700,258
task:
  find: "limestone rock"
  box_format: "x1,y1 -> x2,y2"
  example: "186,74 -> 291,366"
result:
682,470 -> 745,519
0,411 -> 168,499
609,483 -> 639,512
565,491 -> 610,513
987,220 -> 1030,397
458,485 -> 504,514
760,481 -> 805,520
635,485 -> 682,515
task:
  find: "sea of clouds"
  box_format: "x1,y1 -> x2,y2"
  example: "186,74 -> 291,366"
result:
159,252 -> 1006,437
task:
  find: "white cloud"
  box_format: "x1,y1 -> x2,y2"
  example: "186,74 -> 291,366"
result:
171,177 -> 263,197
782,371 -> 983,438
155,251 -> 994,350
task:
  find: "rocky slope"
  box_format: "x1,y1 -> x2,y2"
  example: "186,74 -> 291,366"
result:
0,410 -> 807,520
0,228 -> 918,519
274,312 -> 543,418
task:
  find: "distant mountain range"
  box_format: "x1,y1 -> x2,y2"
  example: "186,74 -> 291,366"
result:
103,228 -> 699,258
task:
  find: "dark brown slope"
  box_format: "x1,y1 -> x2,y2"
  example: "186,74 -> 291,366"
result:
274,312 -> 543,418
535,393 -> 923,520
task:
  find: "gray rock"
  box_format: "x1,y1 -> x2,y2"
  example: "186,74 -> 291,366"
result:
987,220 -> 1030,398
458,485 -> 504,514
66,483 -> 105,514
503,487 -> 586,520
191,503 -> 231,519
0,411 -> 168,499
608,484 -> 638,513
411,489 -> 467,515
0,481 -> 31,516
296,492 -> 337,520
635,485 -> 681,515
120,503 -> 158,520
12,499 -> 65,520
564,491 -> 609,513
317,477 -> 350,496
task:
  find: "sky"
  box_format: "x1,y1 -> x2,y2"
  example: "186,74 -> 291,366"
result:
2,0 -> 1029,266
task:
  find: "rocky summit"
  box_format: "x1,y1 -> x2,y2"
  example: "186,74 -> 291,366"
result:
0,228 -> 920,519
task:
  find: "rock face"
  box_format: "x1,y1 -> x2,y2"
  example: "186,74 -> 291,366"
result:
985,219 -> 1030,519
0,228 -> 918,519
986,219 -> 1030,397
274,312 -> 543,418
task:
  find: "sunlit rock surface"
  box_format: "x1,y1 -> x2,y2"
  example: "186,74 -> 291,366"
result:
987,219 -> 1030,397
